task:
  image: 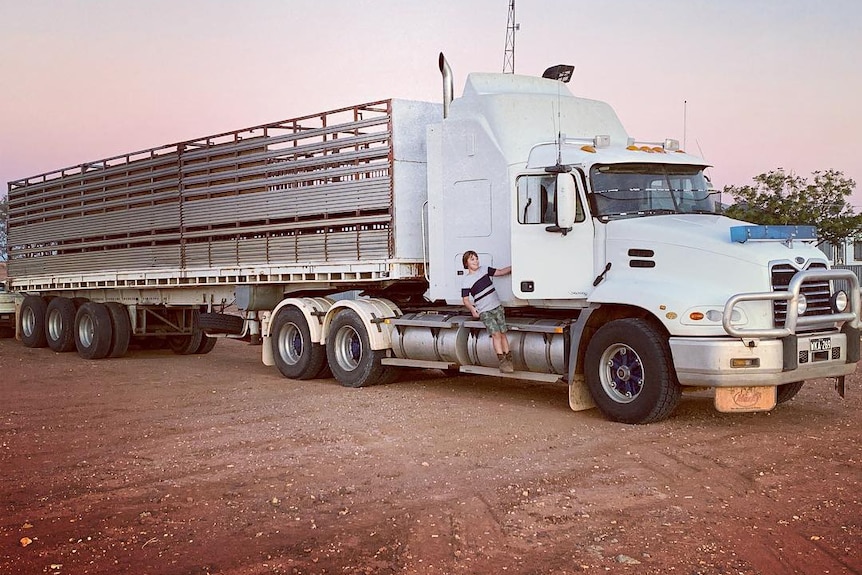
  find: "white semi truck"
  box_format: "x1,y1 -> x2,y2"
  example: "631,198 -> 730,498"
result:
7,55 -> 859,423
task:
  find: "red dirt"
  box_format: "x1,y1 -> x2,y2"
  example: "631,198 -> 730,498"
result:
1,336 -> 860,574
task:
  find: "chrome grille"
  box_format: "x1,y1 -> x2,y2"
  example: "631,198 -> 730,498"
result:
772,262 -> 831,329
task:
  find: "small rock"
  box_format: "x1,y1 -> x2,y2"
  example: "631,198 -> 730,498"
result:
20,537 -> 33,548
615,554 -> 641,565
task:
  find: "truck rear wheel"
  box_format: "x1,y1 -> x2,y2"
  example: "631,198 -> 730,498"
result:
271,306 -> 328,380
326,309 -> 397,388
46,297 -> 78,352
104,302 -> 131,358
20,295 -> 48,348
585,318 -> 681,424
75,302 -> 114,360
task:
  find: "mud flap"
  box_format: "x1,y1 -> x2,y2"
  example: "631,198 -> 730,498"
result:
835,376 -> 846,398
569,374 -> 596,411
714,386 -> 777,413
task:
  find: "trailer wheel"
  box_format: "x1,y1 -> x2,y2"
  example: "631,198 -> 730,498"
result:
104,302 -> 131,358
167,330 -> 204,355
271,306 -> 327,380
195,334 -> 218,354
20,295 -> 48,348
776,381 -> 804,404
585,318 -> 681,424
75,302 -> 114,360
46,297 -> 78,352
326,309 -> 396,388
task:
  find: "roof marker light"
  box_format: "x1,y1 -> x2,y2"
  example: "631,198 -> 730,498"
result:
664,139 -> 680,151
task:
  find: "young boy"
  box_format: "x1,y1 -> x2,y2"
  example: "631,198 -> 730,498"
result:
460,250 -> 514,373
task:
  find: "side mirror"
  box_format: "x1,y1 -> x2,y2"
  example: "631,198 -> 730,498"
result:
546,173 -> 576,235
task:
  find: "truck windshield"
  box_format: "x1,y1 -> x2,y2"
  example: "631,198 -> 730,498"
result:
590,163 -> 715,219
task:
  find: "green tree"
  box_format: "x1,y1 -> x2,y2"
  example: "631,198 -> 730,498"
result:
722,169 -> 860,247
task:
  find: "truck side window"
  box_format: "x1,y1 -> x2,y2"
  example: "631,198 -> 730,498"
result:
517,175 -> 584,225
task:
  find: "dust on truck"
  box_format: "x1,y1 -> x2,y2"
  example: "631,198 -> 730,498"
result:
7,55 -> 859,423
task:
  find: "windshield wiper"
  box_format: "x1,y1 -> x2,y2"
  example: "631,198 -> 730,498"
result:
642,208 -> 677,215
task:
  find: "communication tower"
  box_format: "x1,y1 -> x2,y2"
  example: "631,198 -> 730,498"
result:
503,1 -> 517,73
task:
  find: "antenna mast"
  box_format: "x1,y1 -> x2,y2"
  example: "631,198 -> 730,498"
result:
503,0 -> 517,73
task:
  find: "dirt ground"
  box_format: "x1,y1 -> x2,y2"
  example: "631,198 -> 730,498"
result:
1,336 -> 859,575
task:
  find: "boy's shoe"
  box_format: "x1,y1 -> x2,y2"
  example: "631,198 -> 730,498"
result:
499,358 -> 514,373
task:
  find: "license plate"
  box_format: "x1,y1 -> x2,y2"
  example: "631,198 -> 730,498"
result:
810,337 -> 831,352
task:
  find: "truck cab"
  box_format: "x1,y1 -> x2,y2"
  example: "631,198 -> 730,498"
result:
425,65 -> 859,423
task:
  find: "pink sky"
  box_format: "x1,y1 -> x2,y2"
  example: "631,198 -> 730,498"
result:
2,0 -> 861,206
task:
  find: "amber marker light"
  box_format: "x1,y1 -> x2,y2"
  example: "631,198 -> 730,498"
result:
689,311 -> 705,321
730,358 -> 760,368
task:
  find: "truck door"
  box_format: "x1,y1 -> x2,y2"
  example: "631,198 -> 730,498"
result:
511,171 -> 595,300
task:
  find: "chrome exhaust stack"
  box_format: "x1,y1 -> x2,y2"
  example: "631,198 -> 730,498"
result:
438,52 -> 453,118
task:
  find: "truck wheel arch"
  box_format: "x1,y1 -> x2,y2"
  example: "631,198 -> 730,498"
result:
321,298 -> 401,351
573,304 -> 662,375
268,297 -> 334,344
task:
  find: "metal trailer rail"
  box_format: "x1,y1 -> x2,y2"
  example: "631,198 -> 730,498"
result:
7,100 -> 426,292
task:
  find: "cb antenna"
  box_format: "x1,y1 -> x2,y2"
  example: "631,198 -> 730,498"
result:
503,0 -> 518,73
540,65 -> 575,172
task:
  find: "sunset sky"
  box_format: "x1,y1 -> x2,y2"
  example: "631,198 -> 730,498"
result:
2,0 -> 860,205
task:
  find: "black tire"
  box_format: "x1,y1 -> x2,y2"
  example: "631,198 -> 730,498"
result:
167,330 -> 204,355
104,302 -> 131,358
271,306 -> 328,380
199,312 -> 245,335
46,297 -> 77,352
584,318 -> 681,424
776,381 -> 804,404
326,309 -> 397,388
75,302 -> 114,360
20,295 -> 48,348
195,334 -> 218,354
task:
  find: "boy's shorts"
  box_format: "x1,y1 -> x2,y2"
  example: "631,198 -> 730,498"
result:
479,306 -> 508,335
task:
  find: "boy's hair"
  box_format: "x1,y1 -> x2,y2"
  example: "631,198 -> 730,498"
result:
462,250 -> 478,269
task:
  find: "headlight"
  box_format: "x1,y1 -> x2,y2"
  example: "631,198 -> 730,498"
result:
831,290 -> 849,313
796,294 -> 808,316
705,309 -> 743,323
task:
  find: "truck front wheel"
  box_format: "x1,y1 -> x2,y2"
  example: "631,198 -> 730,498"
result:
585,318 -> 681,424
271,306 -> 327,380
20,295 -> 48,348
326,309 -> 397,388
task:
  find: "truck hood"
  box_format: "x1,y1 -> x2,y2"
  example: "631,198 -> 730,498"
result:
591,214 -> 831,336
602,214 -> 825,268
